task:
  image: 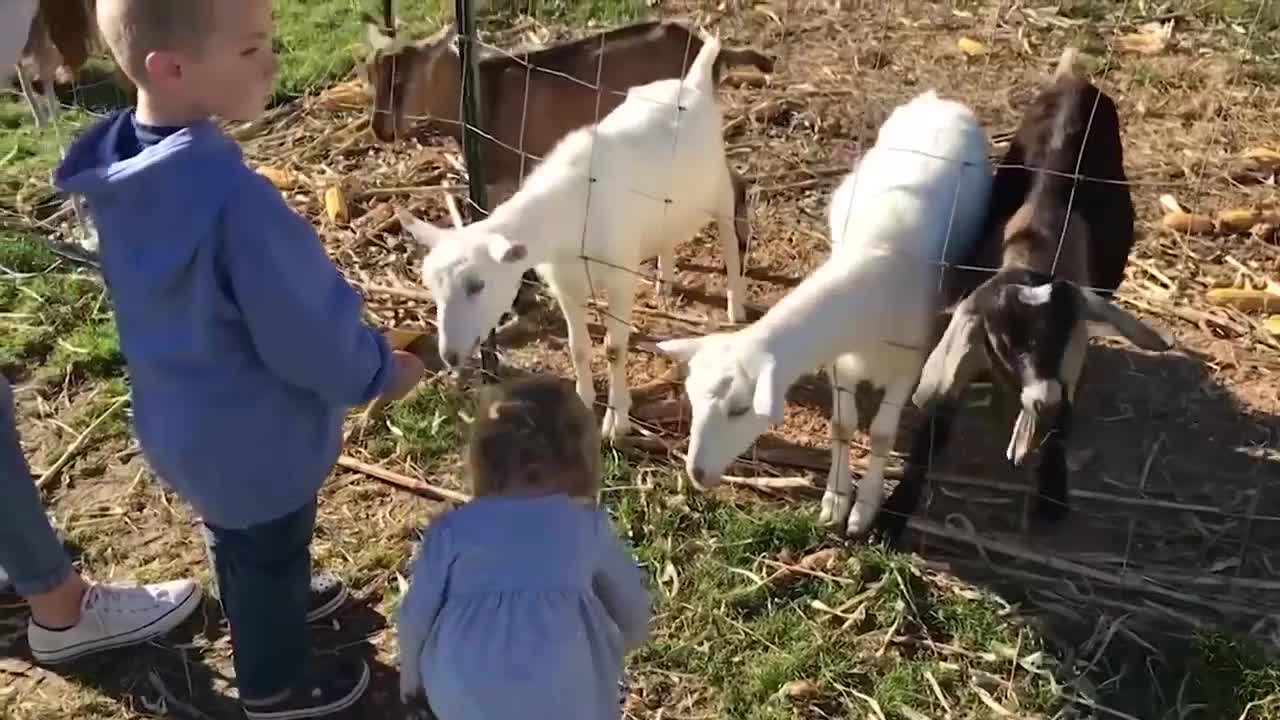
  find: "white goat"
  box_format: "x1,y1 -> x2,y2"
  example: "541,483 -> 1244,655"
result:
398,32 -> 748,442
657,91 -> 993,536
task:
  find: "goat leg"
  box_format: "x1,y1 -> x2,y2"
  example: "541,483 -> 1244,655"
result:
873,402 -> 958,546
600,277 -> 635,443
820,359 -> 858,529
847,374 -> 913,537
16,65 -> 48,127
1029,401 -> 1072,527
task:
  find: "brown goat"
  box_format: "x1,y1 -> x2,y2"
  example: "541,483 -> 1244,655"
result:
15,0 -> 97,127
362,19 -> 772,181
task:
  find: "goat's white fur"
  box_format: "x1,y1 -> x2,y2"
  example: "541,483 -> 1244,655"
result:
658,91 -> 993,535
399,32 -> 747,441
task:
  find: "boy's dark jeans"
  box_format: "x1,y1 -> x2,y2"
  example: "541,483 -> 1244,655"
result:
203,501 -> 316,702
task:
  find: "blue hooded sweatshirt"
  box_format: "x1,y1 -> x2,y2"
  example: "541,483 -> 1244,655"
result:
54,111 -> 395,529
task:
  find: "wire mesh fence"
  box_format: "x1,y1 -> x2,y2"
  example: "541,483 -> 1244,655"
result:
361,0 -> 1280,640
4,0 -> 1280,712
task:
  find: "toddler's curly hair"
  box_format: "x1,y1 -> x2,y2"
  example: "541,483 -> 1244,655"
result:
468,376 -> 601,501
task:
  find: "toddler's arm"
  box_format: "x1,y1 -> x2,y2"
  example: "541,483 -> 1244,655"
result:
219,173 -> 407,406
397,520 -> 454,704
592,511 -> 652,651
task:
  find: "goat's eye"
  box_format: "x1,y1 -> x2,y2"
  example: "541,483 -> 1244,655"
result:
726,404 -> 750,419
464,278 -> 485,297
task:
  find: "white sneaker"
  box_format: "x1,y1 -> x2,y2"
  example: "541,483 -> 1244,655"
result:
27,579 -> 203,664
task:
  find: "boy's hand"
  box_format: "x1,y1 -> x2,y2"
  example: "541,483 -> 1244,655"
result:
382,350 -> 426,402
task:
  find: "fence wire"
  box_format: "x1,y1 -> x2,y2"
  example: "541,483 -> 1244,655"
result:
355,0 -> 1280,643
10,0 -> 1280,663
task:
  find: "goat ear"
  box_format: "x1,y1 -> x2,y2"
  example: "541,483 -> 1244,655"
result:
366,23 -> 394,52
398,210 -> 442,250
1074,285 -> 1173,352
485,235 -> 527,264
913,293 -> 987,410
752,354 -> 786,423
656,337 -> 706,364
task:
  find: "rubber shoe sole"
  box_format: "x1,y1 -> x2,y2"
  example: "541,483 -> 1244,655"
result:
30,583 -> 203,665
243,659 -> 370,720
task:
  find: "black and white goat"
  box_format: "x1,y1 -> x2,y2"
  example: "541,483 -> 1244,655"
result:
874,47 -> 1173,541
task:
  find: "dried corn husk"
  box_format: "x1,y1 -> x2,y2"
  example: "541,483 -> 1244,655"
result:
1204,288 -> 1280,313
324,184 -> 349,223
957,37 -> 988,56
257,165 -> 298,190
385,328 -> 426,351
1161,211 -> 1214,235
1217,208 -> 1264,234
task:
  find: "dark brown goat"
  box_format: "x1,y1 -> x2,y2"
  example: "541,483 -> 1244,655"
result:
873,48 -> 1171,543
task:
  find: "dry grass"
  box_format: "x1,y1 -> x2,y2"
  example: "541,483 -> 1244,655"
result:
3,0 -> 1280,718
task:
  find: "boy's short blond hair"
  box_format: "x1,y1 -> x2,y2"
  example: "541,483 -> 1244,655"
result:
96,0 -> 214,84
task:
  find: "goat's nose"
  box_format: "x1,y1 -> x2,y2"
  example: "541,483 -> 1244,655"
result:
691,467 -> 706,484
443,351 -> 460,367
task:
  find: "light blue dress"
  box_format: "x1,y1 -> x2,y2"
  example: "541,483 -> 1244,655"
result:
397,494 -> 652,720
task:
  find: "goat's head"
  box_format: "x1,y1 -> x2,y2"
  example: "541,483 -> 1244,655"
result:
398,210 -> 528,369
361,20 -> 459,142
914,268 -> 1171,465
657,335 -> 786,489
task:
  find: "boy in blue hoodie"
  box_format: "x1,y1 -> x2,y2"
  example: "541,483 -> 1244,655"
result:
54,1 -> 425,717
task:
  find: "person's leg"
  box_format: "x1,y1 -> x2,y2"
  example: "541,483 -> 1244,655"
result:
0,377 -> 202,664
204,501 -> 368,718
0,377 -> 75,601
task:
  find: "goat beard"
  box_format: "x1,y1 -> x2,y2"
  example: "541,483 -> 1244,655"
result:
1006,408 -> 1036,467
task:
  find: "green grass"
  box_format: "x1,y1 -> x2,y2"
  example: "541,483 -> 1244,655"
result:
0,235 -> 119,383
606,463 -> 1064,719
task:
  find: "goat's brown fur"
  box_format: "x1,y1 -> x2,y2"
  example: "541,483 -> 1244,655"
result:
364,19 -> 773,191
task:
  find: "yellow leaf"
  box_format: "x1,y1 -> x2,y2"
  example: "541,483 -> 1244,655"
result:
1216,208 -> 1263,234
1160,211 -> 1214,235
1116,20 -> 1173,55
257,165 -> 297,190
957,37 -> 988,56
778,680 -> 821,702
1241,147 -> 1280,166
1204,288 -> 1280,313
325,185 -> 349,223
1265,315 -> 1280,336
384,328 -> 425,351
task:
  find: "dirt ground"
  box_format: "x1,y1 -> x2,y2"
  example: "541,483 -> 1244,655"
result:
3,0 -> 1280,718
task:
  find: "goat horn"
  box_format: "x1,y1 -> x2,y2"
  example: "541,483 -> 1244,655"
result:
383,0 -> 395,34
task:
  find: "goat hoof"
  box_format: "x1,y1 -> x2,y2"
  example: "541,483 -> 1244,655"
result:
818,491 -> 849,528
869,506 -> 909,549
602,410 -> 631,443
845,504 -> 876,538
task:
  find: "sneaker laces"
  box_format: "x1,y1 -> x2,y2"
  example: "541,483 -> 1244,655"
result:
82,582 -> 161,614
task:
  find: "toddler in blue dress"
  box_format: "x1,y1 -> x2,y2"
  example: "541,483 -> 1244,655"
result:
397,376 -> 652,719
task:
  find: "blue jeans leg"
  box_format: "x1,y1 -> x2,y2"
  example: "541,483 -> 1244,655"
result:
203,501 -> 315,701
0,377 -> 74,596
